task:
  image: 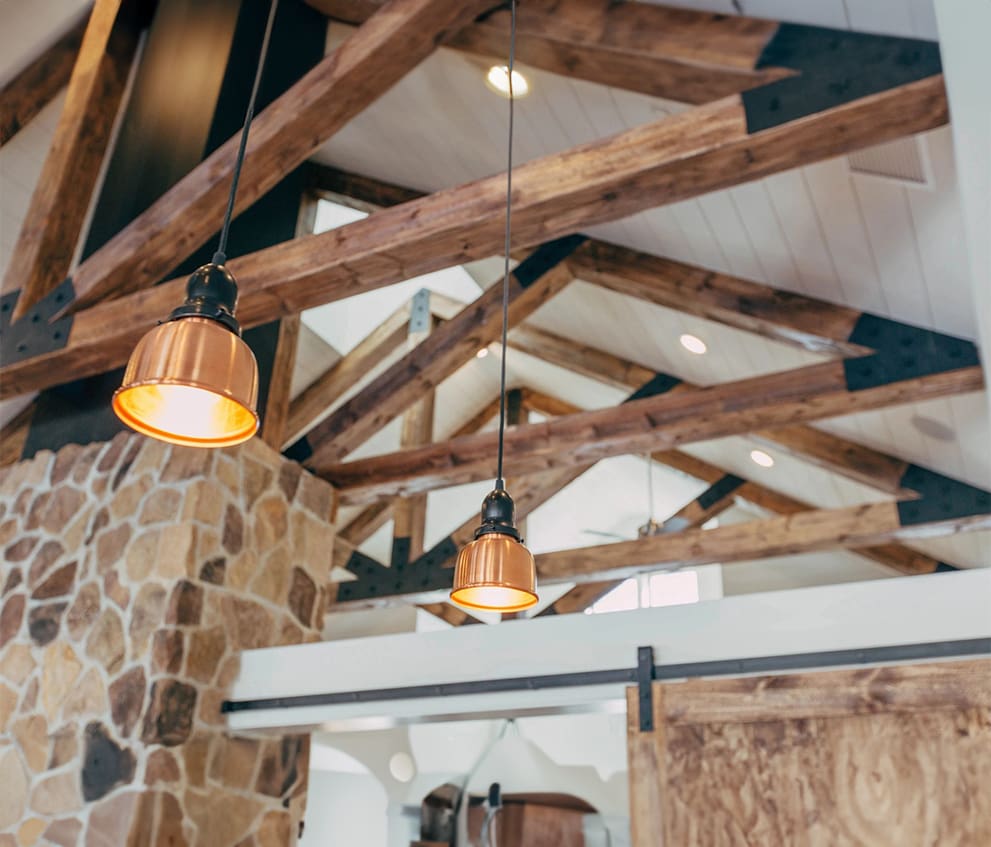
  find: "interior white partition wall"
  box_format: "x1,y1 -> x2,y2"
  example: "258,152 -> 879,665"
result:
227,570 -> 991,732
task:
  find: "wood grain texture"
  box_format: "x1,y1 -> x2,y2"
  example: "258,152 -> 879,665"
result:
310,0 -> 790,104
570,240 -> 868,357
64,0 -> 495,313
284,300 -> 411,447
0,16 -> 87,145
626,685 -> 666,847
0,404 -> 35,467
663,707 -> 991,846
319,361 -> 982,502
304,261 -> 573,466
260,314 -> 301,449
2,0 -> 140,316
2,74 -> 950,399
534,501 -> 990,584
415,602 -> 483,627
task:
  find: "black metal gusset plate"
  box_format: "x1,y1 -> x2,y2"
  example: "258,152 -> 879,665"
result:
626,372 -> 681,402
844,314 -> 980,391
512,234 -> 587,289
744,24 -> 942,133
897,465 -> 991,527
335,535 -> 459,602
0,278 -> 75,366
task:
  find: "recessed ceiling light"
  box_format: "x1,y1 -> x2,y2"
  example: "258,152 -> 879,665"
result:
679,334 -> 707,355
486,65 -> 529,98
750,449 -> 774,468
476,348 -> 489,359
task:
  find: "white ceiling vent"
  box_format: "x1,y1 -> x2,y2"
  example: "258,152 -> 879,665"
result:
848,135 -> 932,188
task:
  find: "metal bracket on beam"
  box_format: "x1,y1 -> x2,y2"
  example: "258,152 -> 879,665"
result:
637,645 -> 655,732
409,288 -> 431,334
0,278 -> 75,366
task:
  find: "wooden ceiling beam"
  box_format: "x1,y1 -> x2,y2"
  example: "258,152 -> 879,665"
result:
307,0 -> 794,104
1,67 -> 948,399
521,390 -> 952,576
319,356 -> 981,503
1,0 -> 145,319
50,0 -> 494,315
299,238 -> 580,467
0,15 -> 87,145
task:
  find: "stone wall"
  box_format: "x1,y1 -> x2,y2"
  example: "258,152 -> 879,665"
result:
0,434 -> 336,846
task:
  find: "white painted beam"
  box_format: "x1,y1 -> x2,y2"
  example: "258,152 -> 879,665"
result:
226,570 -> 991,732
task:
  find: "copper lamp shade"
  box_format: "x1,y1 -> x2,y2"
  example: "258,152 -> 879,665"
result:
451,489 -> 538,612
112,264 -> 259,448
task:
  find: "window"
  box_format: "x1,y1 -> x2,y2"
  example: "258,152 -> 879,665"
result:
586,570 -> 700,614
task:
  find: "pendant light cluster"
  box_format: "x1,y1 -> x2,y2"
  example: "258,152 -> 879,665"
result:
113,0 -> 283,447
112,0 -> 536,612
450,0 -> 538,613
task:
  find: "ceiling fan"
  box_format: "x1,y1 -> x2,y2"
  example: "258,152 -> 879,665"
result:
581,456 -> 691,542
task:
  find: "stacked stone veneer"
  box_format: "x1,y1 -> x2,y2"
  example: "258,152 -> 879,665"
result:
0,433 -> 336,846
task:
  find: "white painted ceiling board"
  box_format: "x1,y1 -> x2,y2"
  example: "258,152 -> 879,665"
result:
0,0 -> 90,87
903,531 -> 991,570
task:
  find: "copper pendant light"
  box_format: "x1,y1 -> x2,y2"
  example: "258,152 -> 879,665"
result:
451,0 -> 538,613
113,0 -> 281,448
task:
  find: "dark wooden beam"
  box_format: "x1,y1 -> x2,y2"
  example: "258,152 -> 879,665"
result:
0,405 -> 36,467
0,16 -> 87,145
308,0 -> 792,104
1,0 -> 144,318
319,357 -> 981,504
301,239 -> 580,467
55,0 -> 494,315
305,160 -> 424,212
1,70 -> 948,399
259,314 -> 301,450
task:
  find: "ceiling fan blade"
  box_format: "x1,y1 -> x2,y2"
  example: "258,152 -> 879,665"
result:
581,529 -> 631,541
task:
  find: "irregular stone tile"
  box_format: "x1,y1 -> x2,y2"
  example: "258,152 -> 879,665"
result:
85,608 -> 125,674
30,769 -> 82,815
221,596 -> 273,650
199,556 -> 226,586
278,462 -> 301,502
0,642 -> 35,684
0,681 -> 17,731
296,471 -> 333,519
31,562 -> 78,600
208,737 -> 260,791
104,568 -> 130,610
85,789 -> 138,847
184,788 -> 263,847
50,443 -> 85,485
156,523 -> 195,579
0,518 -> 18,546
145,748 -> 180,785
255,735 -> 306,798
109,666 -> 146,738
12,490 -> 32,518
253,496 -> 288,549
70,442 -> 104,487
0,592 -> 26,648
161,446 -> 213,482
154,792 -> 189,847
96,432 -> 130,474
223,504 -> 244,554
141,679 -> 196,746
242,459 -> 273,510
12,714 -> 48,772
215,454 -> 240,493
81,722 -> 136,802
227,550 -> 258,591
138,488 -> 181,525
4,535 -> 38,561
43,817 -> 83,847
24,491 -> 52,530
66,581 -> 100,641
166,580 -> 203,626
288,567 -> 317,628
217,655 -> 241,688
28,601 -> 68,646
128,582 -> 166,658
250,548 -> 289,605
183,734 -> 210,788
186,626 -> 226,684
48,723 -> 78,769
0,747 -> 28,829
2,566 -> 22,595
124,529 -> 158,583
40,487 -> 86,534
20,675 -> 39,712
18,816 -> 46,846
62,667 -> 106,722
196,689 -> 225,727
110,438 -> 142,493
84,507 -> 109,545
181,479 -> 225,525
95,524 -> 131,575
257,810 -> 292,847
151,629 -> 184,675
278,617 -> 303,646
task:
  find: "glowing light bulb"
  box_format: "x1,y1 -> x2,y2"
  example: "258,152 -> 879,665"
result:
486,65 -> 529,98
750,449 -> 775,468
679,334 -> 707,355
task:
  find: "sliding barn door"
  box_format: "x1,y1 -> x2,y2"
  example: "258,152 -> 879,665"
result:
627,659 -> 991,846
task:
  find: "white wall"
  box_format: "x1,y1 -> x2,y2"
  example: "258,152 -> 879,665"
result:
300,769 -> 388,847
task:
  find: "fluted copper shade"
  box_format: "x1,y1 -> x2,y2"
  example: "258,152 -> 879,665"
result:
113,316 -> 259,448
451,531 -> 538,612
